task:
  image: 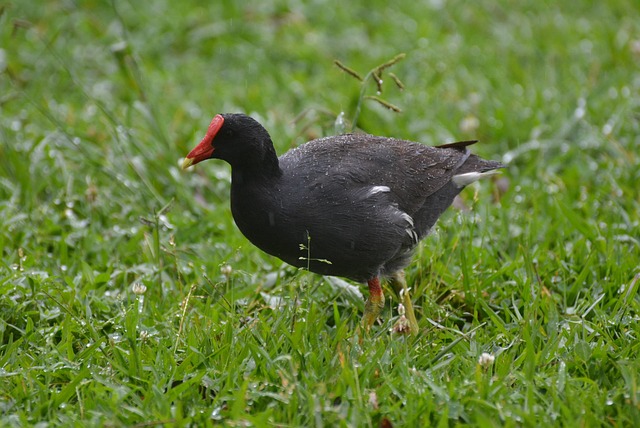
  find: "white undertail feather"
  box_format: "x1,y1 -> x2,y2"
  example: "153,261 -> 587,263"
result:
452,170 -> 501,188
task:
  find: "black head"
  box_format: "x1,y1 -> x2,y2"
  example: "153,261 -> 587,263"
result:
182,113 -> 277,172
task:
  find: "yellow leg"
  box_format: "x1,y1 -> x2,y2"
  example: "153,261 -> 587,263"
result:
362,277 -> 385,331
390,271 -> 419,335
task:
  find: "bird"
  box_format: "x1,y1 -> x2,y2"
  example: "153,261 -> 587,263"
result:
182,113 -> 504,333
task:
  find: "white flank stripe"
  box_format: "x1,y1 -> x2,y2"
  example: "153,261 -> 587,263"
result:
366,185 -> 391,197
399,212 -> 414,227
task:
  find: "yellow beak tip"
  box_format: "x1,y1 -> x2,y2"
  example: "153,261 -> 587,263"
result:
181,157 -> 194,170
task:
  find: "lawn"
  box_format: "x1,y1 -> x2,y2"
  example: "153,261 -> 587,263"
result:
1,0 -> 639,426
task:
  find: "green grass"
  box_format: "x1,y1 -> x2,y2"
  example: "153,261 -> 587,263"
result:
1,0 -> 639,426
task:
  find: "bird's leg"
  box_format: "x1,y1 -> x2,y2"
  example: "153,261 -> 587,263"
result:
362,277 -> 385,331
390,271 -> 419,335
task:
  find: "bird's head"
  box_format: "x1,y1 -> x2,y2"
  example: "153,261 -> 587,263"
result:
182,113 -> 275,170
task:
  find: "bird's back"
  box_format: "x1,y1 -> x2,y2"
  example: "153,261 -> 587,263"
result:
266,134 -> 503,280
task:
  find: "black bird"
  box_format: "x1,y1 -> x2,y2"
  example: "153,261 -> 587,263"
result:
183,113 -> 504,333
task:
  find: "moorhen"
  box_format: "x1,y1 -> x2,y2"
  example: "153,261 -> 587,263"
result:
183,113 -> 503,333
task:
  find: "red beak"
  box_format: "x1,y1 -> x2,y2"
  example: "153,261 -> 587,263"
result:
182,115 -> 225,169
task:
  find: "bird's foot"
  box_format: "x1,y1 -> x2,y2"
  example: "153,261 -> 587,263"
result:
390,271 -> 419,335
362,277 -> 385,331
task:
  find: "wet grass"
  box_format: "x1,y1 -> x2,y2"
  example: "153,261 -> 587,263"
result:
1,0 -> 639,426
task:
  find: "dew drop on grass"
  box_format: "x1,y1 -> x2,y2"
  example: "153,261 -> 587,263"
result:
137,296 -> 145,314
334,111 -> 346,134
158,214 -> 174,230
83,104 -> 98,120
621,86 -> 631,97
546,183 -> 559,194
211,406 -> 223,420
574,98 -> 586,119
579,39 -> 593,54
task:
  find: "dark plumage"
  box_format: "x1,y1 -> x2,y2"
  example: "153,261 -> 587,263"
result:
183,113 -> 504,332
